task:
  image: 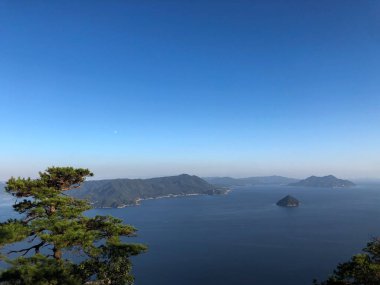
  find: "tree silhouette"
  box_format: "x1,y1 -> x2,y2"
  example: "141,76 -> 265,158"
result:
315,238 -> 380,285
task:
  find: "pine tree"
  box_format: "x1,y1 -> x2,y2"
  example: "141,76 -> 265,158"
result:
0,167 -> 146,285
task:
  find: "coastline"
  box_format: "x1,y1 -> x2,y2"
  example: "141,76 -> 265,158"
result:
97,188 -> 231,209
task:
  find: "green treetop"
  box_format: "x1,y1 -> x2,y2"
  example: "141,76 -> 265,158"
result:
314,238 -> 380,285
0,167 -> 146,285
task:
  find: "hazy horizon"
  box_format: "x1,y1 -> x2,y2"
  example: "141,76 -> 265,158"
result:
1,165 -> 379,182
1,1 -> 379,181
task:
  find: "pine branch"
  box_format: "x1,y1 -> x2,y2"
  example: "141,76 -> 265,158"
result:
8,241 -> 45,256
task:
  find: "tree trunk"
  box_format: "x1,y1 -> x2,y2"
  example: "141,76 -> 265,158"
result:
53,247 -> 62,260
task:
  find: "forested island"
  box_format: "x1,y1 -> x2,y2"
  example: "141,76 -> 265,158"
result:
69,174 -> 228,208
289,175 -> 355,188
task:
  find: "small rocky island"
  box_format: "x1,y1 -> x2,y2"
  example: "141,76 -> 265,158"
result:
276,195 -> 300,207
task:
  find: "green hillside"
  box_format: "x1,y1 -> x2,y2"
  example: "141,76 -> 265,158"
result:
69,174 -> 227,208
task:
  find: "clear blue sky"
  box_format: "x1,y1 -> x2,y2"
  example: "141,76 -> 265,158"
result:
1,0 -> 379,180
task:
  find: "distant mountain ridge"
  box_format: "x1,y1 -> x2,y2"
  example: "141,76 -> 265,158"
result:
204,175 -> 299,187
69,174 -> 227,208
0,182 -> 6,193
289,175 -> 355,188
0,182 -> 15,207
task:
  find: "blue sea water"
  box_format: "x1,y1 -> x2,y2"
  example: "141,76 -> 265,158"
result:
88,184 -> 380,285
2,184 -> 380,285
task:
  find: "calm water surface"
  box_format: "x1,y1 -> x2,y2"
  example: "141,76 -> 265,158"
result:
87,184 -> 380,285
2,185 -> 380,285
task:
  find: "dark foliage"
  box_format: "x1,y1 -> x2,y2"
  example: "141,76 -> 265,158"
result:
315,238 -> 380,285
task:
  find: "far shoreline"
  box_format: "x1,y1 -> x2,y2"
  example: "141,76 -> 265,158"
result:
92,189 -> 231,209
